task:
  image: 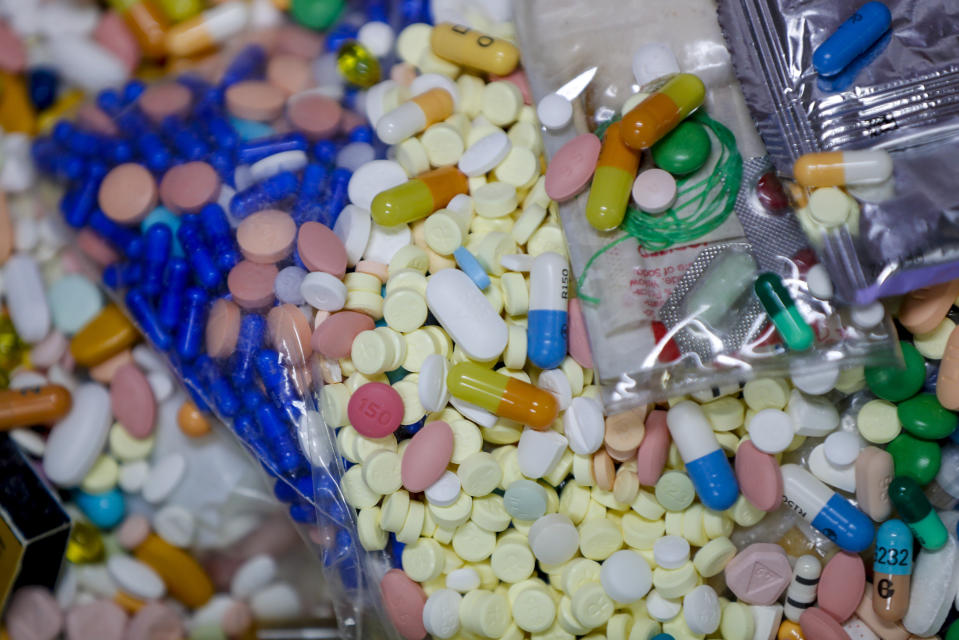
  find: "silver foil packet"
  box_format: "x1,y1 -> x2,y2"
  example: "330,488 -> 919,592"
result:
718,0 -> 959,303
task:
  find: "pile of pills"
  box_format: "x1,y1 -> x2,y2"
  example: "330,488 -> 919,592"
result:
9,3 -> 959,640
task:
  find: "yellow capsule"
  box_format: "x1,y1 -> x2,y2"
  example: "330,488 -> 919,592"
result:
337,41 -> 381,88
134,533 -> 214,608
37,89 -> 84,135
447,361 -> 558,430
70,304 -> 141,368
0,72 -> 36,135
66,521 -> 105,564
429,23 -> 520,76
371,166 -> 469,226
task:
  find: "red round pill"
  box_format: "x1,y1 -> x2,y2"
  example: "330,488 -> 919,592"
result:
348,382 -> 404,438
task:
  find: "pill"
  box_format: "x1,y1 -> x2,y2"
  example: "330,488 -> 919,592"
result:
813,2 -> 893,77
544,133 -> 601,202
0,384 -> 72,429
794,150 -> 893,188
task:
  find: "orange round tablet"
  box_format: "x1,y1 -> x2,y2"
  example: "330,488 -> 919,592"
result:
225,81 -> 286,122
98,163 -> 158,224
287,92 -> 342,140
236,209 -> 297,264
266,54 -> 312,95
158,161 -> 220,213
138,83 -> 192,123
177,400 -> 211,437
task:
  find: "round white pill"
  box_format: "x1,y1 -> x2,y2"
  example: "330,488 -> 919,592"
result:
632,43 -> 681,86
425,471 -> 461,507
805,264 -> 833,300
422,589 -> 462,639
683,585 -> 721,635
645,589 -> 682,622
824,431 -> 861,468
633,169 -> 677,214
747,408 -> 795,454
600,550 -> 652,603
653,535 -> 690,569
789,359 -> 839,396
300,271 -> 348,311
528,514 -> 579,565
563,396 -> 605,455
536,93 -> 573,130
357,21 -> 395,58
348,160 -> 407,212
851,301 -> 885,329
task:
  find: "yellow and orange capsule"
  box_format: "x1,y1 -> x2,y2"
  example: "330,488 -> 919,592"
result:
447,361 -> 558,430
371,166 -> 469,226
133,533 -> 214,608
621,73 -> 706,150
586,121 -> 642,230
108,0 -> 170,60
375,87 -> 455,145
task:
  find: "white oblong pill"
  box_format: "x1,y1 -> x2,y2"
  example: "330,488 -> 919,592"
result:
517,428 -> 568,479
42,383 -> 111,487
563,396 -> 605,455
418,353 -> 450,412
142,453 -> 186,504
458,131 -> 511,177
153,504 -> 196,548
300,271 -> 348,311
107,555 -> 165,600
426,268 -> 507,362
333,204 -> 372,267
231,555 -> 278,600
4,253 -> 50,343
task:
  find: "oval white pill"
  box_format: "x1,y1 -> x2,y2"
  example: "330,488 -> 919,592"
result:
4,253 -> 50,343
333,204 -> 372,266
153,504 -> 195,548
142,453 -> 186,504
348,160 -> 407,212
446,567 -> 480,592
426,268 -> 508,362
43,383 -> 112,487
418,353 -> 450,412
600,550 -> 652,603
107,555 -> 165,600
458,131 -> 511,177
646,589 -> 682,621
231,555 -> 278,600
683,585 -> 721,635
747,408 -> 795,454
563,396 -> 605,455
536,93 -> 573,130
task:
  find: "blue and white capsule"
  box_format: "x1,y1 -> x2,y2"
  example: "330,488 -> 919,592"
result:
781,464 -> 875,552
813,1 -> 892,77
527,252 -> 569,370
665,401 -> 739,510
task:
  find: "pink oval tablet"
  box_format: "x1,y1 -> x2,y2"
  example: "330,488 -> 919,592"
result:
274,25 -> 324,59
4,586 -> 63,640
158,161 -> 220,213
125,602 -> 183,640
226,81 -> 286,122
206,298 -> 241,358
228,261 -> 278,310
348,382 -> 404,438
266,304 -> 313,366
138,83 -> 193,124
237,209 -> 297,264
297,221 -> 347,277
380,569 -> 428,640
77,229 -> 120,267
89,349 -> 134,384
98,163 -> 158,225
567,298 -> 593,369
817,552 -> 865,623
76,103 -> 120,137
724,543 -> 791,605
267,54 -> 312,95
311,311 -> 375,359
545,133 -> 601,202
116,513 -> 151,550
66,601 -> 128,640
287,92 -> 343,140
402,420 -> 454,492
93,11 -> 140,73
0,19 -> 25,73
110,362 -> 156,438
799,608 -> 851,640
734,440 -> 783,512
636,409 -> 670,486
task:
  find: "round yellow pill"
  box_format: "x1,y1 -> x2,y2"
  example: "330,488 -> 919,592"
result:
808,187 -> 853,228
357,506 -> 388,550
559,482 -> 591,525
494,147 -> 539,189
701,396 -> 745,431
389,245 -> 429,275
395,137 -> 430,176
362,449 -> 402,495
511,584 -> 556,633
341,465 -> 379,509
915,318 -> 955,360
681,504 -> 708,547
571,582 -> 614,629
578,518 -> 623,561
402,537 -> 445,582
622,512 -> 665,550
321,384 -> 350,427
396,500 -> 425,544
702,508 -> 734,539
461,590 -> 511,638
452,520 -> 496,563
558,596 -> 590,635
393,378 -> 424,425
351,330 -> 393,375
345,290 -> 383,318
424,212 -> 464,255
472,494 -> 511,532
482,81 -> 523,127
482,418 -> 523,445
743,378 -> 790,411
508,121 -> 543,155
652,561 -> 699,599
527,223 -> 566,257
344,271 -> 382,293
336,425 -> 360,463
458,451 -> 502,497
491,539 -> 535,583
562,558 -> 601,595
429,492 -> 472,529
353,432 -> 397,463
449,419 -> 483,464
857,398 -> 901,444
421,123 -> 464,167
720,601 -> 755,640
108,423 -> 155,462
730,495 -> 766,527
81,454 -> 119,493
383,289 -> 428,333
693,537 -> 737,578
456,74 -> 485,118
380,490 -> 410,532
396,23 -> 432,64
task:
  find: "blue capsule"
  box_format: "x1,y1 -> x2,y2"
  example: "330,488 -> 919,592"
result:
220,44 -> 267,88
96,88 -> 123,115
208,149 -> 237,186
61,170 -> 105,228
233,414 -> 273,462
813,1 -> 892,77
137,132 -> 173,173
122,79 -> 146,104
170,126 -> 210,161
103,261 -> 143,289
176,219 -> 220,289
231,314 -> 266,386
313,140 -> 338,166
27,68 -> 59,111
198,203 -> 241,272
141,224 -> 172,296
237,133 -> 309,166
254,400 -> 307,474
453,247 -> 491,290
230,170 -> 299,218
194,354 -> 240,416
289,502 -> 317,523
158,258 -> 189,330
126,288 -> 172,350
349,125 -> 374,144
175,288 -> 208,360
325,168 -> 352,222
255,349 -> 303,411
88,210 -> 143,258
273,478 -> 298,503
75,488 -> 126,529
201,114 -> 239,151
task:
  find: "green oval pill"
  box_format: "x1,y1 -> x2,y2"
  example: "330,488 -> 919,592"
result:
886,432 -> 941,485
651,121 -> 712,176
865,341 -> 925,402
291,0 -> 346,30
898,393 -> 958,440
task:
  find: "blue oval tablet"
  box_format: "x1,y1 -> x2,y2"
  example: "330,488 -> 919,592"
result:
813,1 -> 892,77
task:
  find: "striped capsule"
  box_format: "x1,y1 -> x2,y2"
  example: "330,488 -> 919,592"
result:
783,554 -> 821,622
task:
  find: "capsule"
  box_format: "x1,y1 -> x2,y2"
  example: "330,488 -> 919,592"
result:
527,252 -> 569,370
585,121 -> 642,230
872,519 -> 912,622
107,0 -> 169,59
888,476 -> 947,551
0,385 -> 72,429
447,361 -> 558,430
781,464 -> 875,552
620,73 -> 706,150
429,23 -> 520,76
375,87 -> 454,145
813,1 -> 892,77
665,401 -> 739,510
164,1 -> 249,58
793,150 -> 893,188
371,166 -> 468,226
754,272 -> 814,352
783,554 -> 821,622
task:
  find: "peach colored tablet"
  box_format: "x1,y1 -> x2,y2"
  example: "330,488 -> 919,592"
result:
206,298 -> 241,358
799,608 -> 850,640
311,310 -> 375,359
899,279 -> 959,335
267,54 -> 312,95
116,514 -> 151,550
266,304 -> 313,365
77,229 -> 120,266
355,260 -> 388,283
236,209 -> 296,263
89,349 -> 134,384
228,261 -> 278,309
158,161 -> 220,213
545,133 -> 601,202
734,440 -> 783,512
138,83 -> 193,123
604,404 -> 647,453
297,221 -> 347,277
274,25 -> 324,59
225,81 -> 286,122
110,362 -> 157,438
592,449 -> 615,491
636,409 -> 670,486
854,446 -> 894,521
99,163 -> 158,224
287,91 -> 343,140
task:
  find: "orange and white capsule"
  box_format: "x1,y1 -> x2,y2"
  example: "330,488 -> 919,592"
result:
793,150 -> 893,188
165,1 -> 249,58
375,87 -> 455,145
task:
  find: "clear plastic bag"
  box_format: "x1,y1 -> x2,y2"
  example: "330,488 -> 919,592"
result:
514,0 -> 897,412
717,0 -> 959,303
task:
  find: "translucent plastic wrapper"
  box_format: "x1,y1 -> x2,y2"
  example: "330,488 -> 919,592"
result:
29,5 -> 431,637
718,0 -> 959,303
514,0 -> 897,412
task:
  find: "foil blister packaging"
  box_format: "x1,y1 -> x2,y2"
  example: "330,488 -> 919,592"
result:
718,0 -> 959,303
514,0 -> 896,412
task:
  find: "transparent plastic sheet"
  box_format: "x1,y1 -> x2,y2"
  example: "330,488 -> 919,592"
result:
514,0 -> 897,413
717,0 -> 959,304
27,3 -> 432,637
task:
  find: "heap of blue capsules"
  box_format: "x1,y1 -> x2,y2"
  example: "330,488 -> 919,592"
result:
32,1 -> 433,585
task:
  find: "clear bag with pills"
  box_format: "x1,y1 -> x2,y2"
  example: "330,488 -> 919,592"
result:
717,0 -> 959,304
514,0 -> 898,412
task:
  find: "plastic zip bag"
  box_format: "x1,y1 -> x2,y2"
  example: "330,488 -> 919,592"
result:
514,0 -> 896,412
718,0 -> 959,303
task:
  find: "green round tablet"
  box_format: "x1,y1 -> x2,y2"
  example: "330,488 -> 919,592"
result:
864,341 -> 925,403
655,471 -> 696,511
290,0 -> 346,30
886,432 -> 941,486
651,121 -> 712,176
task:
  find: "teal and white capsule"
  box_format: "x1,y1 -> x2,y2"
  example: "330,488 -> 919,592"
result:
755,272 -> 814,351
527,252 -> 569,369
